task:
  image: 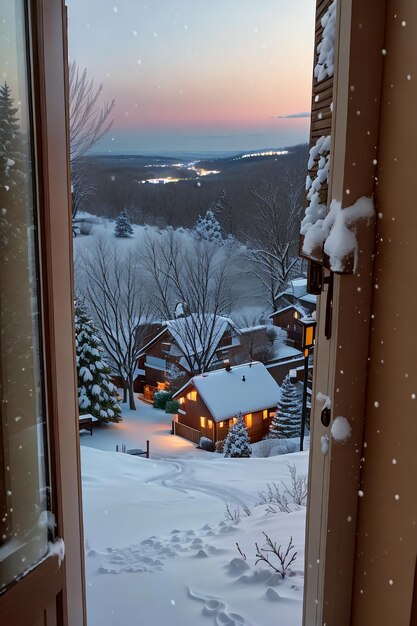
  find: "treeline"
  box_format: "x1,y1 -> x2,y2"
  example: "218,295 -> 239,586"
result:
78,144 -> 308,235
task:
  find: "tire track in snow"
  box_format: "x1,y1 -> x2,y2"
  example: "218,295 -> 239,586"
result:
145,459 -> 254,508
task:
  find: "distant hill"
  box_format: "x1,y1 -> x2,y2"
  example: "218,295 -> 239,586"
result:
77,143 -> 308,233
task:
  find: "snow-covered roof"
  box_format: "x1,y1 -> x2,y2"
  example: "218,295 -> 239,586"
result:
138,315 -> 239,369
165,314 -> 238,366
299,293 -> 317,305
239,325 -> 267,333
274,277 -> 309,299
269,304 -> 307,318
173,362 -> 281,422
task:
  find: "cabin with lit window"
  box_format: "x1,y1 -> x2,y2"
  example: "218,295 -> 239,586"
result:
135,316 -> 272,401
171,362 -> 281,445
269,304 -> 308,349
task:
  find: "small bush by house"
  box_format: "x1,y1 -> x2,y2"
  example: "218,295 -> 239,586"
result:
199,436 -> 216,452
153,390 -> 172,410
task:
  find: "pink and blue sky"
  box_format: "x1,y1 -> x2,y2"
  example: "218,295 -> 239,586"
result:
67,0 -> 315,155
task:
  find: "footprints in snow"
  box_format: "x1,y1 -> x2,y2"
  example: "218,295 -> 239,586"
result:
89,522 -> 228,575
188,588 -> 251,626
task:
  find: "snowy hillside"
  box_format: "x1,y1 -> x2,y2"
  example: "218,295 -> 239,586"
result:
82,446 -> 308,626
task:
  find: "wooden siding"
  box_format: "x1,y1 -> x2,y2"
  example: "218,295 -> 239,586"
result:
271,308 -> 303,349
176,384 -> 275,444
267,357 -> 309,386
300,0 -> 335,265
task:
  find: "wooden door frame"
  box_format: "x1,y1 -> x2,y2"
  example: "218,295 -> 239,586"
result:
0,1 -> 85,624
303,1 -> 386,625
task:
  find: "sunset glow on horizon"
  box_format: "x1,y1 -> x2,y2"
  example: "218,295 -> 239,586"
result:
67,0 -> 315,154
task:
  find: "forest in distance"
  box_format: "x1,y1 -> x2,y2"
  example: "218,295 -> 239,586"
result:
75,143 -> 308,232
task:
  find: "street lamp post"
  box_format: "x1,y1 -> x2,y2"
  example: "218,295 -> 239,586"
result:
299,317 -> 317,452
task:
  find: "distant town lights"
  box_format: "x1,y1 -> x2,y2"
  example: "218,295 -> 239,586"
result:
236,150 -> 289,160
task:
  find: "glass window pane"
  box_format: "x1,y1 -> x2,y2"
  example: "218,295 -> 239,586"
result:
0,0 -> 49,590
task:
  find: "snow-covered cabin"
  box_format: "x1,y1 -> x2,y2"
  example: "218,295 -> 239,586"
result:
274,277 -> 317,315
269,304 -> 308,350
135,316 -> 270,400
172,362 -> 281,444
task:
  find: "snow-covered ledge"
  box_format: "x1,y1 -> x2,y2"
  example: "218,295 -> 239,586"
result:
302,135 -> 331,230
314,0 -> 338,83
301,197 -> 375,273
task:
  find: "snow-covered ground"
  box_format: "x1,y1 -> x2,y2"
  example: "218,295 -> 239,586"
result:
80,399 -> 198,458
81,401 -> 309,626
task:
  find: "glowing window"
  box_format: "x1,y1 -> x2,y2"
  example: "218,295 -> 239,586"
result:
219,421 -> 224,428
263,409 -> 268,420
294,311 -> 299,319
245,413 -> 253,428
200,416 -> 206,428
187,390 -> 197,401
179,397 -> 185,405
207,419 -> 213,429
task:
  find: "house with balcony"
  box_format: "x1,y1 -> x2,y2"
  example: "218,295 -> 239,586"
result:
135,316 -> 272,400
171,362 -> 281,444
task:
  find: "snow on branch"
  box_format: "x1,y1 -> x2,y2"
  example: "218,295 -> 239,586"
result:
302,197 -> 374,273
314,0 -> 338,83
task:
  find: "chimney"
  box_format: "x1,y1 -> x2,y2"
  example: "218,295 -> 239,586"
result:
224,358 -> 232,372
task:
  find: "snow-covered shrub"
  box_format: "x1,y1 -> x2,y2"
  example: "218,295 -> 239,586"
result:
224,412 -> 252,458
269,375 -> 301,439
193,210 -> 223,245
215,439 -> 225,454
79,221 -> 93,236
153,390 -> 172,410
75,299 -> 121,424
266,326 -> 278,345
114,209 -> 133,238
165,399 -> 180,414
199,436 -> 216,452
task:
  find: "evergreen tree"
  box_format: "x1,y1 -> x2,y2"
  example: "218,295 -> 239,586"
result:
75,299 -> 122,424
0,82 -> 25,249
269,375 -> 301,439
114,209 -> 133,238
193,209 -> 223,245
224,412 -> 252,458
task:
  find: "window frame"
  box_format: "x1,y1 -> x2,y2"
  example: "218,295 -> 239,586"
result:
0,0 -> 86,623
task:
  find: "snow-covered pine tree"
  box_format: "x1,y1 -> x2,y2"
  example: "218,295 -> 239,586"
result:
193,209 -> 223,245
269,374 -> 301,439
224,412 -> 252,458
114,208 -> 134,238
75,299 -> 122,424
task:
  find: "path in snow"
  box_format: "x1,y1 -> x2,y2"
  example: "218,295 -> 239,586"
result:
145,459 -> 254,509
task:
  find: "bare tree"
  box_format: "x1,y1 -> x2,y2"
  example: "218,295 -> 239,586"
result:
69,61 -> 115,223
142,230 -> 236,374
214,189 -> 240,237
80,238 -> 153,409
244,168 -> 305,309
